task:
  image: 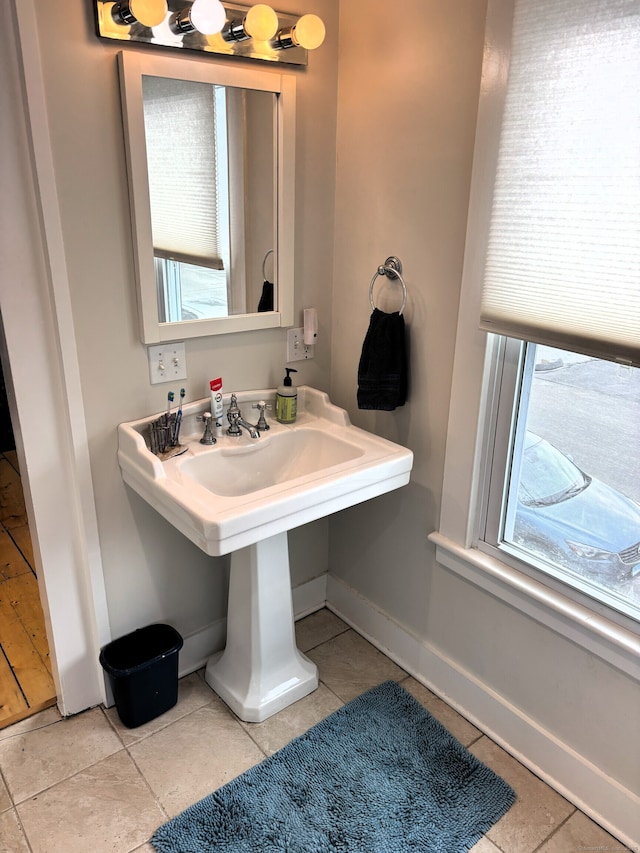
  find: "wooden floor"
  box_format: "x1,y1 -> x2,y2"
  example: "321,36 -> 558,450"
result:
0,450 -> 56,730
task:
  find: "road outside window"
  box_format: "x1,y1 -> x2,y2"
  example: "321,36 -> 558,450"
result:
501,345 -> 640,619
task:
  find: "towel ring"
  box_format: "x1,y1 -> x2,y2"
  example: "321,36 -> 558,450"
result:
369,256 -> 407,315
262,249 -> 274,280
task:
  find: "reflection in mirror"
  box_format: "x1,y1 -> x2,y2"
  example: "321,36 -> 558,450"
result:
118,51 -> 295,343
142,76 -> 276,322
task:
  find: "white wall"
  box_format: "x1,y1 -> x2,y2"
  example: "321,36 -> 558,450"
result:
10,0 -> 339,660
329,0 -> 639,846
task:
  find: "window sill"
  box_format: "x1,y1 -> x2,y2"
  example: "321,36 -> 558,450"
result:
429,531 -> 640,681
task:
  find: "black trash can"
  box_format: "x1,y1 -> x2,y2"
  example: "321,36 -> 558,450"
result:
99,623 -> 183,728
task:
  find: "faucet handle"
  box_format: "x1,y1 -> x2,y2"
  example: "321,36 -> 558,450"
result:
252,400 -> 272,431
198,411 -> 216,445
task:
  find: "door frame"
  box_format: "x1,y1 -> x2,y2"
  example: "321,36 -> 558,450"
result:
1,0 -> 110,715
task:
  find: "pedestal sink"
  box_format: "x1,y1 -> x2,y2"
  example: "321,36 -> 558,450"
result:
118,387 -> 413,721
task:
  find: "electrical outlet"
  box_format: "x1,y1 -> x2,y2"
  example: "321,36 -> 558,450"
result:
147,342 -> 187,384
287,327 -> 314,362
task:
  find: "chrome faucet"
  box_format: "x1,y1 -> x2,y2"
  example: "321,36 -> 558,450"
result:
226,394 -> 260,439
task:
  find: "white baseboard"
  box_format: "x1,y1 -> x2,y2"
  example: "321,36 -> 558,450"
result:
179,618 -> 228,677
179,573 -> 328,676
326,573 -> 640,851
293,573 -> 328,620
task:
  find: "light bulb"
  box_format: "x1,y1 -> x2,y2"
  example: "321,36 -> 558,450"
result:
189,0 -> 226,35
293,14 -> 325,50
112,0 -> 167,27
244,4 -> 278,41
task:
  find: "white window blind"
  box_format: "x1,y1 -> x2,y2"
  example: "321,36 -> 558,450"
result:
480,0 -> 640,366
142,75 -> 225,270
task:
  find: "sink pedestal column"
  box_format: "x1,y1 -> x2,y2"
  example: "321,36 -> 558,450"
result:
205,531 -> 318,722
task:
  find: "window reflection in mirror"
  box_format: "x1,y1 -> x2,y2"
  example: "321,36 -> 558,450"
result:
141,76 -> 275,322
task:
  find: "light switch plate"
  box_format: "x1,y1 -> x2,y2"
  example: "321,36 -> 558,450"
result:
286,328 -> 314,362
148,342 -> 187,384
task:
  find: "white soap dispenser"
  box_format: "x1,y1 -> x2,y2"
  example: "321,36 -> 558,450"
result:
275,368 -> 298,424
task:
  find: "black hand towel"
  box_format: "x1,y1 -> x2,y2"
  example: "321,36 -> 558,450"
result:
357,308 -> 408,411
257,280 -> 274,312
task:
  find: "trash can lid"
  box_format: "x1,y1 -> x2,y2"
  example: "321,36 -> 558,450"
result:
99,623 -> 183,676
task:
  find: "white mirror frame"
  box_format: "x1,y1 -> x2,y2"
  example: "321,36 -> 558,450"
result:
118,51 -> 295,343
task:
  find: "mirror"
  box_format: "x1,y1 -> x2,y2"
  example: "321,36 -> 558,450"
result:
118,51 -> 295,343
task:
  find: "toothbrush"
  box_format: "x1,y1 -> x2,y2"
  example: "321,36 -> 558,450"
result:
166,391 -> 175,426
174,388 -> 185,438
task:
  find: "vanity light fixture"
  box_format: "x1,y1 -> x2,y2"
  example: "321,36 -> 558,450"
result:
111,0 -> 167,27
275,13 -> 325,51
95,1 -> 325,66
221,3 -> 278,42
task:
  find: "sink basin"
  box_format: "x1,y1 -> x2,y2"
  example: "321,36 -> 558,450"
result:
117,386 -> 413,722
118,386 -> 413,556
179,428 -> 364,497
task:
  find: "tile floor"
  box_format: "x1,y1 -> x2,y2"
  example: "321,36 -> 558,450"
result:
0,610 -> 632,853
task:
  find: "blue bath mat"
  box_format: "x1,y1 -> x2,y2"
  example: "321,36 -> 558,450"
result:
151,680 -> 515,852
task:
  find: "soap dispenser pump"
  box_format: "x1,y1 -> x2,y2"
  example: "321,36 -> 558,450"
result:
275,368 -> 298,424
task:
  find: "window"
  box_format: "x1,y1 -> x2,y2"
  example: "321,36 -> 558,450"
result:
472,0 -> 640,625
435,0 -> 640,652
480,340 -> 640,623
154,258 -> 228,323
